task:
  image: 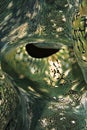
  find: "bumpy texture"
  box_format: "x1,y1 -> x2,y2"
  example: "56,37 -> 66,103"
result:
0,67 -> 19,130
0,0 -> 87,130
72,0 -> 87,84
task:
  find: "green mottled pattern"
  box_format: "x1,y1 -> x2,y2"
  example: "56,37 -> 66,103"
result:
0,67 -> 19,130
0,0 -> 79,48
0,0 -> 87,130
72,0 -> 87,83
1,44 -> 86,99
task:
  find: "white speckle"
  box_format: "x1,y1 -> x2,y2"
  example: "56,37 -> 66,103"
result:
85,27 -> 87,32
45,70 -> 49,75
65,4 -> 68,7
60,117 -> 66,120
31,67 -> 36,74
59,113 -> 64,116
4,13 -> 12,21
52,23 -> 56,27
55,85 -> 59,88
0,74 -> 5,79
59,95 -> 63,99
17,48 -> 21,53
50,19 -> 54,22
15,53 -> 23,60
53,97 -> 57,100
64,69 -> 71,76
82,56 -> 87,62
56,34 -> 59,38
7,1 -> 13,9
26,11 -> 32,18
62,15 -> 66,22
56,27 -> 64,32
81,92 -> 87,111
51,128 -> 56,130
69,4 -> 73,9
59,10 -> 63,13
0,100 -> 2,105
40,118 -> 48,127
71,120 -> 76,124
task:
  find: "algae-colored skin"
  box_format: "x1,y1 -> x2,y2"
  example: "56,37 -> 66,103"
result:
72,0 -> 87,84
1,42 -> 86,99
0,0 -> 87,130
0,71 -> 19,130
1,0 -> 85,98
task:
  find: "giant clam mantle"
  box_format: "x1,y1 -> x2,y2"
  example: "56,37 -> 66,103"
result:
0,0 -> 87,130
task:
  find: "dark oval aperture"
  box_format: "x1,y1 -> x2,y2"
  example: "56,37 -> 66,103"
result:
26,44 -> 59,58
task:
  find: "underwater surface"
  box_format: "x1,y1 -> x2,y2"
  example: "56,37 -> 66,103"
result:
0,0 -> 87,130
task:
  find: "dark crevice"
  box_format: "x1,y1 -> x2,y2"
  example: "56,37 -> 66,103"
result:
26,44 -> 59,58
